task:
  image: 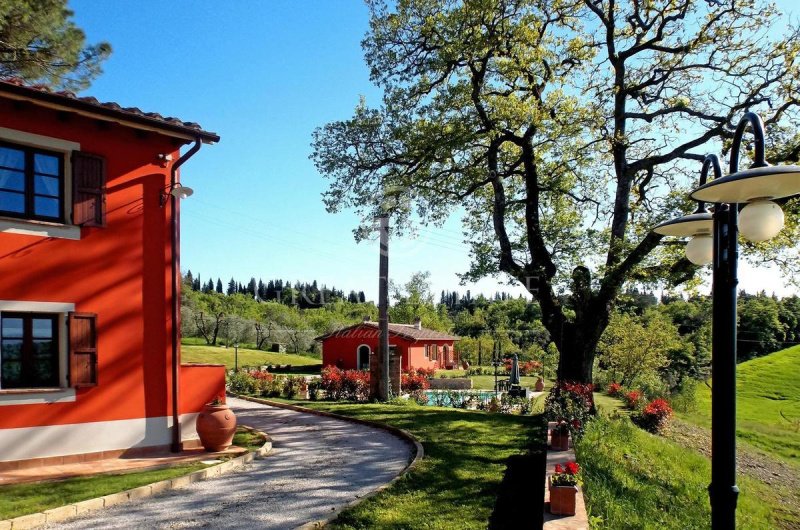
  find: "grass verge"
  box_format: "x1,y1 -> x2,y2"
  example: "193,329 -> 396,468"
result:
283,400 -> 544,529
0,425 -> 263,520
575,415 -> 797,529
0,463 -> 209,520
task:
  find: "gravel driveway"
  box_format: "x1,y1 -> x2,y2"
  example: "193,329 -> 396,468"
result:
49,397 -> 414,529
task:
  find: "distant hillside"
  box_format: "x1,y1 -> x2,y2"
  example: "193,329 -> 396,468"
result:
679,345 -> 800,465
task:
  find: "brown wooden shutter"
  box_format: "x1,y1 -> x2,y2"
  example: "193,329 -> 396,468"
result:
72,152 -> 106,227
69,312 -> 98,387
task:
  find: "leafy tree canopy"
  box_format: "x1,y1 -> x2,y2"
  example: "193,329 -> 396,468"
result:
312,0 -> 800,381
0,0 -> 111,90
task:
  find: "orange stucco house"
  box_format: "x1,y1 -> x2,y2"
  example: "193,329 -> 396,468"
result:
318,319 -> 460,371
0,79 -> 224,467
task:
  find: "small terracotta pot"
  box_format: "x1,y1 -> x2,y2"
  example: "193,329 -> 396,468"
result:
196,403 -> 237,452
549,480 -> 578,516
550,430 -> 570,451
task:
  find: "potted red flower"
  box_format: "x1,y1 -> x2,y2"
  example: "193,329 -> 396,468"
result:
550,420 -> 570,450
549,461 -> 580,515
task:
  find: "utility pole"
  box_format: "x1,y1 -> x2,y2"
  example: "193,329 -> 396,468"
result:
378,213 -> 390,401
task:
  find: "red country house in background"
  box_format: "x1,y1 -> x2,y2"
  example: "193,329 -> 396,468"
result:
0,79 -> 224,468
317,318 -> 461,371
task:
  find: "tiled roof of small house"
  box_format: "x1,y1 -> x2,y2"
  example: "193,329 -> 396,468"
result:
0,78 -> 219,143
316,321 -> 460,342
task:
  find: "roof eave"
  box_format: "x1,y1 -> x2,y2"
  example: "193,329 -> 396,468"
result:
0,83 -> 220,144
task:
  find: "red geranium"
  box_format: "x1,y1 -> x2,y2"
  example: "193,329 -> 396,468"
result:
552,460 -> 580,487
624,389 -> 643,410
637,398 -> 674,433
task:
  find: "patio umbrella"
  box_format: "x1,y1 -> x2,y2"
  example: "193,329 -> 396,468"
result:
509,353 -> 521,386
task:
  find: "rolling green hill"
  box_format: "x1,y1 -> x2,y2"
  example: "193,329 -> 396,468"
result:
678,345 -> 800,465
181,342 -> 321,371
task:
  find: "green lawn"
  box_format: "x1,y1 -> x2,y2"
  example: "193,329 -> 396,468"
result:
281,400 -> 543,529
181,342 -> 321,371
677,345 -> 800,466
576,415 -> 795,529
0,463 -> 209,520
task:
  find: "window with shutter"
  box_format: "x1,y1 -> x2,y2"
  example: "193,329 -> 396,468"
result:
69,312 -> 97,387
72,152 -> 105,227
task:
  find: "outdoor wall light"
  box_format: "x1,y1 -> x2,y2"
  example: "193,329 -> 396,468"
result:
160,183 -> 194,207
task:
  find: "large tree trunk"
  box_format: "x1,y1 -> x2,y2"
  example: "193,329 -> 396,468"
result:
556,319 -> 604,383
535,266 -> 612,384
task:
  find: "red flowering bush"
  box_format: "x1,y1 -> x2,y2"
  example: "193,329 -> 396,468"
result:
607,382 -> 622,397
551,461 -> 580,487
415,367 -> 436,378
250,370 -> 274,382
635,398 -> 674,433
402,368 -> 431,392
340,370 -> 370,401
623,390 -> 643,410
501,358 -> 542,376
544,381 -> 595,438
321,367 -> 370,401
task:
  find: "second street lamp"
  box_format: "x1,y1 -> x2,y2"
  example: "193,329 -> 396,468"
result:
654,111 -> 800,530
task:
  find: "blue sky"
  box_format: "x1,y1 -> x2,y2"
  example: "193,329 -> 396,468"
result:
69,0 -> 798,302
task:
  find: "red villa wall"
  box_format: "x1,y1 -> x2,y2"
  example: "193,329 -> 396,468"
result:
321,325 -> 455,372
0,99 -> 217,451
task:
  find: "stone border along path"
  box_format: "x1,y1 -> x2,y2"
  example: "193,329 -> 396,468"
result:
45,396 -> 417,530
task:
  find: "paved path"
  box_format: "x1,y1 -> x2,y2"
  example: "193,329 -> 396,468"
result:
49,397 -> 413,529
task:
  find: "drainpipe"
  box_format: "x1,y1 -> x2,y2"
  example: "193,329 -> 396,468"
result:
170,137 -> 202,453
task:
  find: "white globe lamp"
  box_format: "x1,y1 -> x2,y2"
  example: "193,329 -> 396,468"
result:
739,199 -> 784,242
686,234 -> 713,265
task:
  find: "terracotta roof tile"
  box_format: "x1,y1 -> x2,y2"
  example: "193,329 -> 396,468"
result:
316,321 -> 460,342
0,78 -> 219,143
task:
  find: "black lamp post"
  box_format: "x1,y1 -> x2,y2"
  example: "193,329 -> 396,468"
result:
654,112 -> 800,529
491,339 -> 503,397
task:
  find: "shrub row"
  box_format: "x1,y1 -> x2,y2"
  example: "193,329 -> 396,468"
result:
605,381 -> 674,433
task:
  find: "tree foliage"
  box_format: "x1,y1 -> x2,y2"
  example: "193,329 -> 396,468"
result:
311,0 -> 800,382
598,309 -> 682,387
0,0 -> 111,90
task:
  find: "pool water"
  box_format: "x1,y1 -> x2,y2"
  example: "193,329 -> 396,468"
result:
423,389 -> 499,407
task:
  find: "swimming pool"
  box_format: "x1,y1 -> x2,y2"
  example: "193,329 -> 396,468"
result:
423,389 -> 499,407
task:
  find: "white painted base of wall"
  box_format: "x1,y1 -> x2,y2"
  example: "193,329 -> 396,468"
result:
0,413 -> 200,462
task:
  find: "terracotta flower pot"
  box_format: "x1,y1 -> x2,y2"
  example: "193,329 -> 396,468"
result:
550,430 -> 570,451
535,377 -> 545,392
549,480 -> 578,516
196,402 -> 237,452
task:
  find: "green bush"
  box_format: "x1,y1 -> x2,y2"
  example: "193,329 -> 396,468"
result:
227,371 -> 256,395
669,378 -> 698,413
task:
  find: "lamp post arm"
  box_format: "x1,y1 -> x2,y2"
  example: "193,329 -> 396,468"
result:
730,112 -> 768,173
694,154 -> 722,214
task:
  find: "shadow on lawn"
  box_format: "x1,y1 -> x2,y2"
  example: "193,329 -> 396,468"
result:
489,415 -> 547,530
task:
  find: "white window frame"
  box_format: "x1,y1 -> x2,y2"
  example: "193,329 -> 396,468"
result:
0,300 -> 76,405
356,343 -> 371,370
0,127 -> 80,240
